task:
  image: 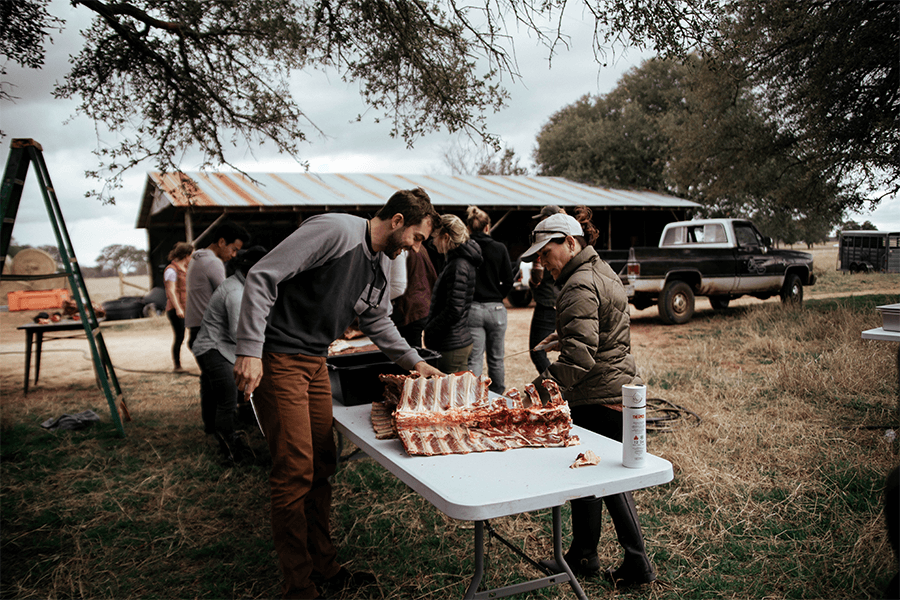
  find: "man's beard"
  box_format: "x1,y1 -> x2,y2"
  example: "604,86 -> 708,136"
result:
383,228 -> 406,259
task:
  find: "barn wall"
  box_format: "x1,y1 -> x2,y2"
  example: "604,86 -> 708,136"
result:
146,205 -> 691,288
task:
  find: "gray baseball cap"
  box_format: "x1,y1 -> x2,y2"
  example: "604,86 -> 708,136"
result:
532,205 -> 562,220
521,213 -> 583,262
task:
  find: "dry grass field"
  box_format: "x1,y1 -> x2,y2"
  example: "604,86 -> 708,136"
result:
1,247 -> 898,599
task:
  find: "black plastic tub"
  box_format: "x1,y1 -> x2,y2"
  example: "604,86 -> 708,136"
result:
327,347 -> 441,406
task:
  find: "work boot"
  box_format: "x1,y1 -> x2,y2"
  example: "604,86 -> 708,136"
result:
318,566 -> 377,597
216,431 -> 252,464
538,496 -> 604,578
604,492 -> 657,587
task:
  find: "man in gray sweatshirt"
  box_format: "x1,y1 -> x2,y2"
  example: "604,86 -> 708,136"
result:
234,188 -> 443,599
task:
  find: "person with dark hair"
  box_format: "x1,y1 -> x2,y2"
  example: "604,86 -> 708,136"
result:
391,245 -> 438,347
521,212 -> 657,589
528,205 -> 564,374
425,214 -> 483,374
232,188 -> 444,600
186,220 -> 251,348
186,220 -> 250,434
192,245 -> 268,462
465,206 -> 513,394
163,241 -> 193,371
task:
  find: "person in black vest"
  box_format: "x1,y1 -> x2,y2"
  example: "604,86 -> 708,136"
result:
424,214 -> 483,374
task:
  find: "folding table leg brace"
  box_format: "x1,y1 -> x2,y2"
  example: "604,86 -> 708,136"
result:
463,506 -> 588,600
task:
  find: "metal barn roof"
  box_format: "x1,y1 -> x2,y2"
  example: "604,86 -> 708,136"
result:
139,172 -> 697,225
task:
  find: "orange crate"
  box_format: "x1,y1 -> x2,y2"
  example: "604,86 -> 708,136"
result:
7,289 -> 71,311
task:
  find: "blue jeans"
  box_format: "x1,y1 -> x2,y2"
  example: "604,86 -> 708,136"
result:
468,301 -> 507,393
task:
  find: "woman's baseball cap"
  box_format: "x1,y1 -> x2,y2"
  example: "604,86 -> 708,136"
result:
521,213 -> 583,262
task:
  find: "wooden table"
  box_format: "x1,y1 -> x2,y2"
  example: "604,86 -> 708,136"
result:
16,320 -> 96,393
332,400 -> 674,599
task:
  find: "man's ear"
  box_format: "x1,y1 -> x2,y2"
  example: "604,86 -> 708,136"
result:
391,213 -> 405,230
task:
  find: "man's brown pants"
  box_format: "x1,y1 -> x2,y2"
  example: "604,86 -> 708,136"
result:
255,352 -> 341,599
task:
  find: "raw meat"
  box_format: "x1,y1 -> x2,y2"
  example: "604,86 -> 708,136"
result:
570,449 -> 601,468
377,372 -> 580,456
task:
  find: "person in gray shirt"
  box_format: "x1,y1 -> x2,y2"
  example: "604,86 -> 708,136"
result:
233,189 -> 443,599
185,220 -> 249,434
185,220 -> 249,349
192,246 -> 267,462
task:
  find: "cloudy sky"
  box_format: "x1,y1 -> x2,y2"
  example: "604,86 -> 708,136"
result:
3,1 -> 897,267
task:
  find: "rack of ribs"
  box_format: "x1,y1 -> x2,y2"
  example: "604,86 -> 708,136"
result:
377,372 -> 580,456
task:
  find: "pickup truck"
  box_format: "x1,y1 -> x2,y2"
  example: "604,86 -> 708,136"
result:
597,218 -> 817,324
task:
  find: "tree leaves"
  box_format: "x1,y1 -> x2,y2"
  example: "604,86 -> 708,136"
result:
2,0 -> 722,202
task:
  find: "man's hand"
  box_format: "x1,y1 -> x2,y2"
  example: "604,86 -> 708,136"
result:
234,356 -> 263,399
413,361 -> 444,378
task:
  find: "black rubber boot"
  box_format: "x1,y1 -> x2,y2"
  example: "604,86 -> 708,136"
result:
538,496 -> 603,577
604,492 -> 656,587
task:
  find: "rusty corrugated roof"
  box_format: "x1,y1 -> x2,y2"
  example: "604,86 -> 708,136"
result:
144,172 -> 698,218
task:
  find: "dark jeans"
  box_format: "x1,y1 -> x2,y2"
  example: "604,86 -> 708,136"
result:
397,318 -> 426,348
195,349 -> 239,437
568,403 -> 651,570
187,326 -> 201,352
571,403 -> 622,442
166,309 -> 185,368
529,304 -> 556,374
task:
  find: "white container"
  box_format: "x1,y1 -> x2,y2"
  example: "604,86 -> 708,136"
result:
622,384 -> 647,469
876,304 -> 900,332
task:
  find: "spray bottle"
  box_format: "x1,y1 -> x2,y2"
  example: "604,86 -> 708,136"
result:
622,384 -> 647,468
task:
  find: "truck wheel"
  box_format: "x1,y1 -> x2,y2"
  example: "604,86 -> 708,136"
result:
709,296 -> 730,310
658,281 -> 695,324
780,274 -> 803,305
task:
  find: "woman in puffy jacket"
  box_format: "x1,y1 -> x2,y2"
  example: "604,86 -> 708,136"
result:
424,214 -> 483,374
521,210 -> 656,589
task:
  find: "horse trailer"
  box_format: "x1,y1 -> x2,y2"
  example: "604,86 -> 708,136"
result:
837,230 -> 900,273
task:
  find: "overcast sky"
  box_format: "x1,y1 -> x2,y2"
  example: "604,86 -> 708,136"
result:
2,1 -> 897,267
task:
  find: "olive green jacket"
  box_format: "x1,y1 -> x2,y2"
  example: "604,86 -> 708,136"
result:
533,246 -> 642,406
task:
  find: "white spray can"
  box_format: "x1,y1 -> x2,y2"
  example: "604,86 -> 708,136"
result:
622,384 -> 647,468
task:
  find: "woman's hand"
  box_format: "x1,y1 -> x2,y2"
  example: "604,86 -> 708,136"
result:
533,332 -> 559,352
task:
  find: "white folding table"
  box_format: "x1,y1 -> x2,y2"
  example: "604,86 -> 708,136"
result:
862,327 -> 900,342
332,400 -> 674,599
